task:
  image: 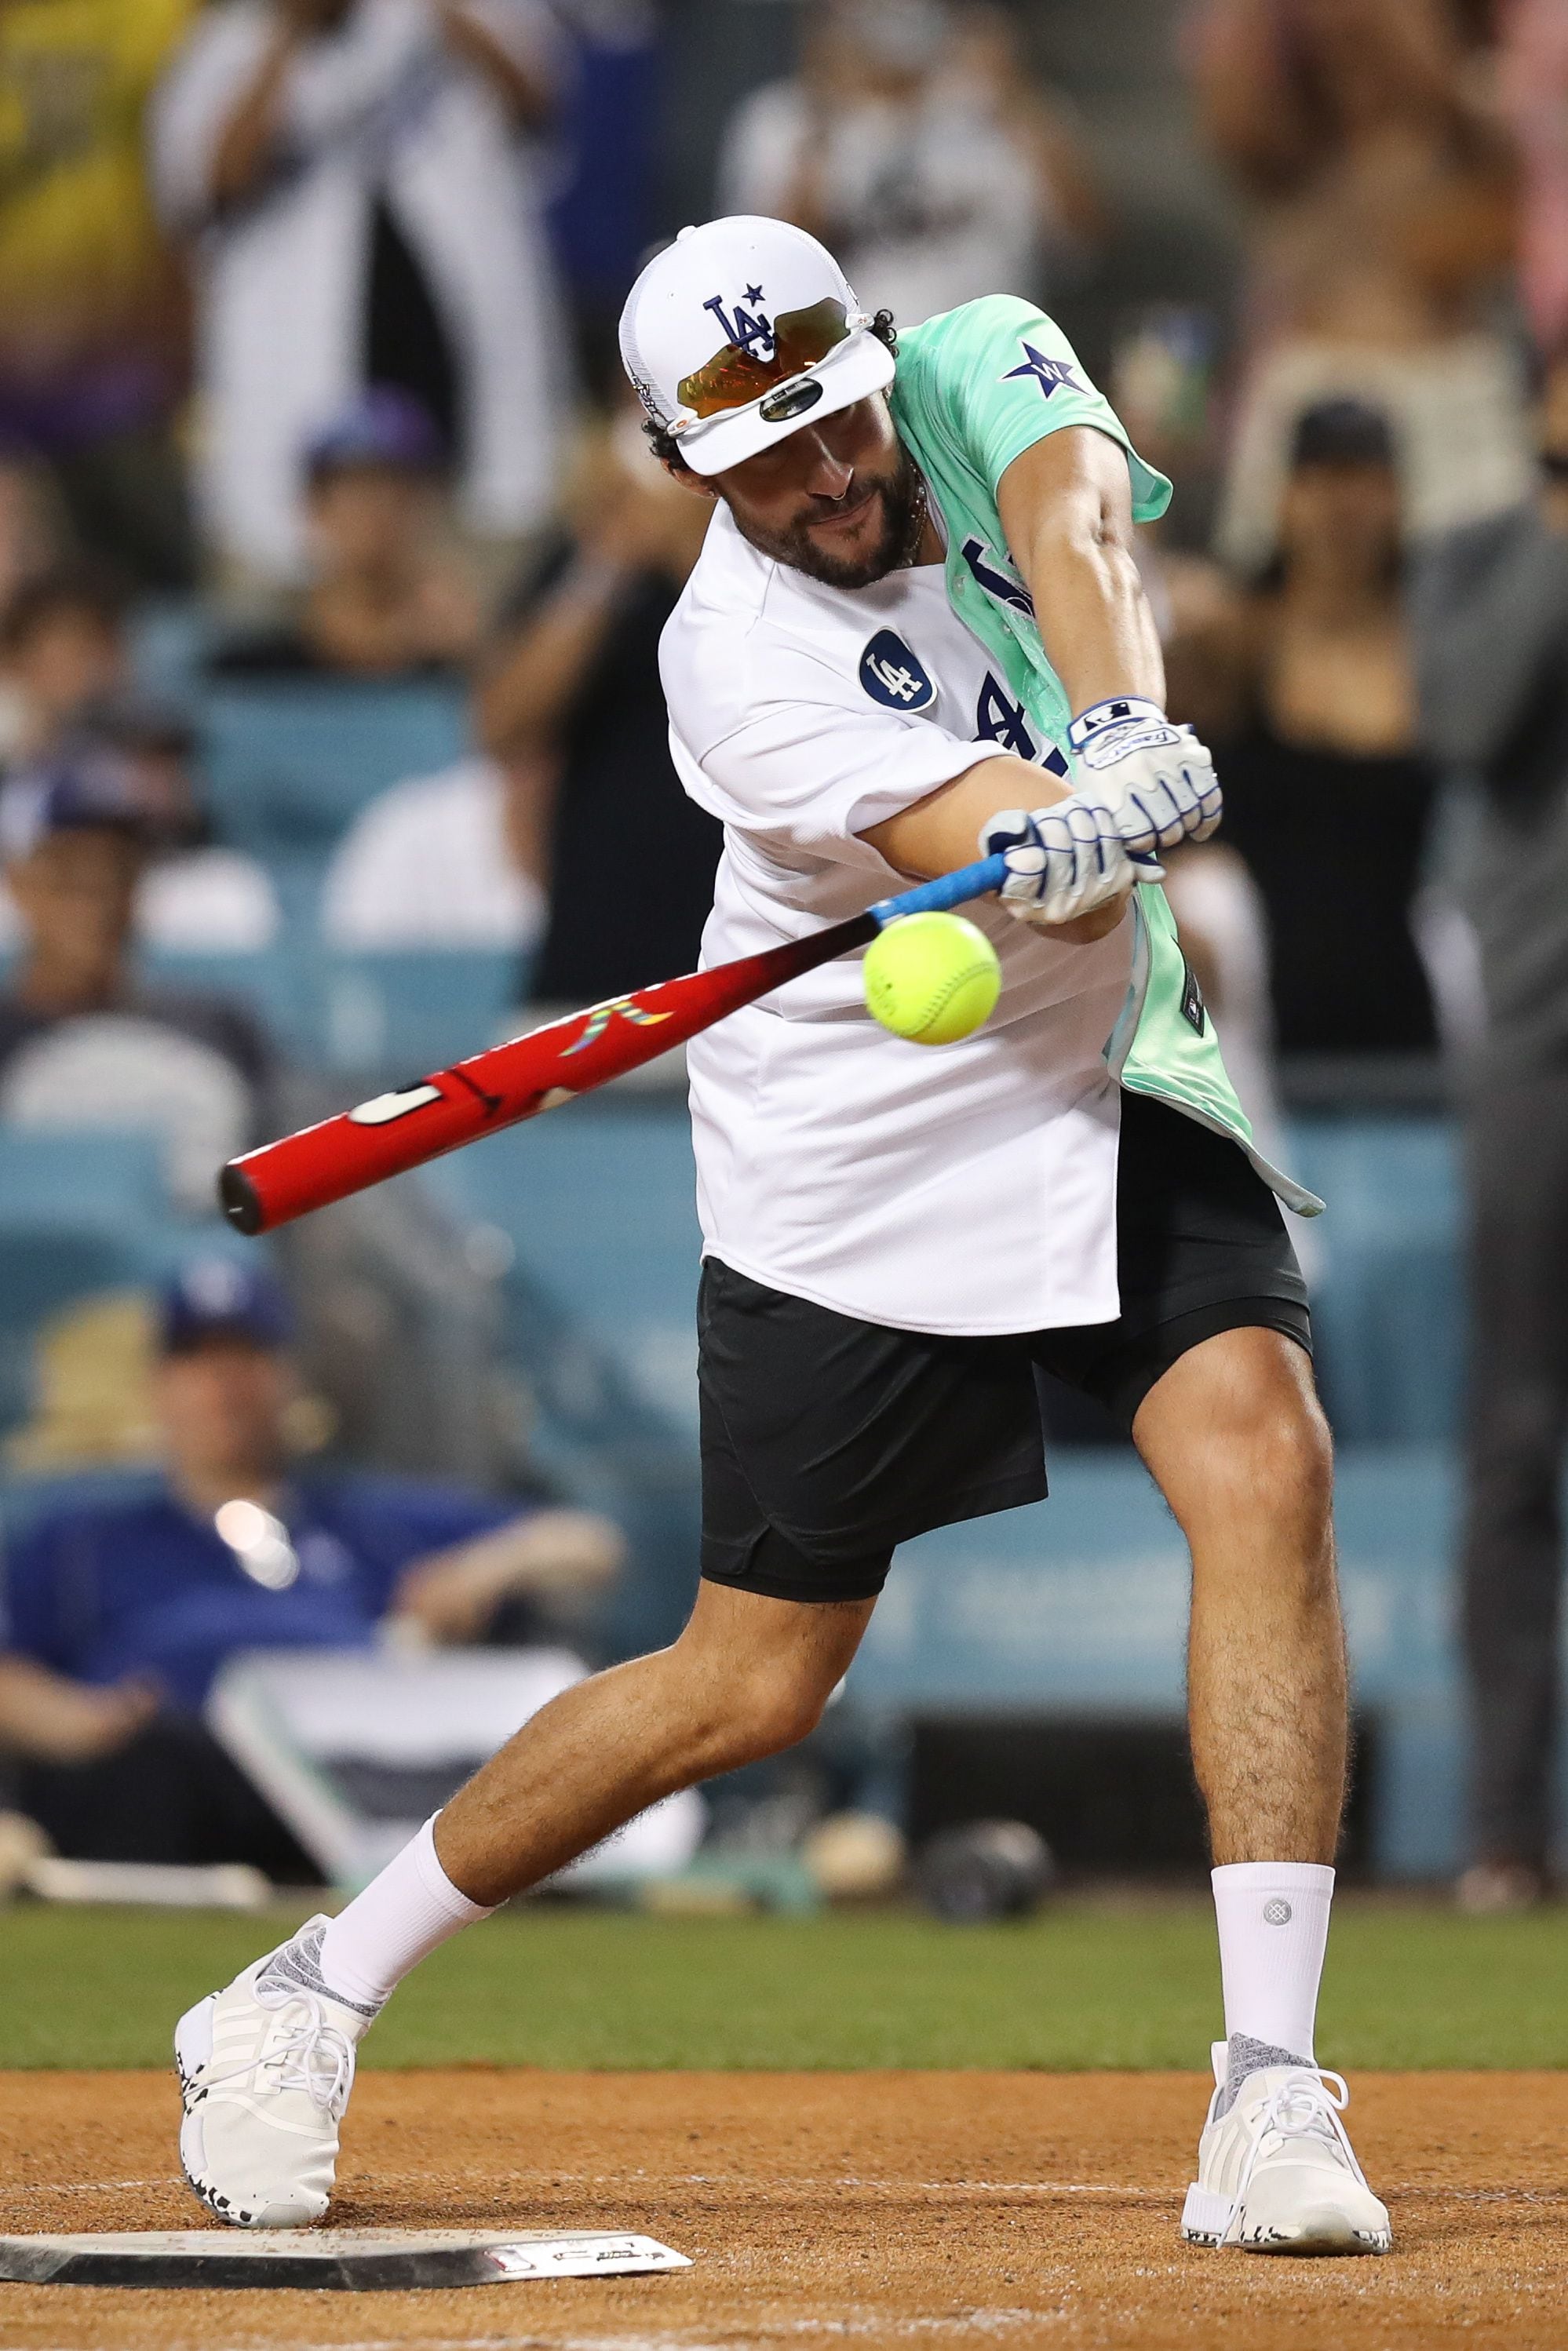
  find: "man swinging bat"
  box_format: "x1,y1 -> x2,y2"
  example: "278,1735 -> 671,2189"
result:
176,216 -> 1391,2256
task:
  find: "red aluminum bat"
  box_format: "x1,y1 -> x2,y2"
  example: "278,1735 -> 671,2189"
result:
219,853 -> 1008,1235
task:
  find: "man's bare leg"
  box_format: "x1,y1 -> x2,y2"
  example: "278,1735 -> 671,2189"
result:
434,1581 -> 876,1903
1129,1324 -> 1384,2252
177,1580 -> 873,2229
304,1580 -> 876,2007
1133,1325 -> 1347,1868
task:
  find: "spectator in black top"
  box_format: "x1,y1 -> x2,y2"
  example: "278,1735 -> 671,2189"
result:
1167,399 -> 1440,1062
0,764 -> 274,1211
209,388 -> 482,680
476,404 -> 722,1006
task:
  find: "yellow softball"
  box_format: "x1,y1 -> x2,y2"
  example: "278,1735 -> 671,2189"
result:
862,911 -> 1002,1046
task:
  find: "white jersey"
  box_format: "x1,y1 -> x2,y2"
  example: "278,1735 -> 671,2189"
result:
662,503 -> 1134,1338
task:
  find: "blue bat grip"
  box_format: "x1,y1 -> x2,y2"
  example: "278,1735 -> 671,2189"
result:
867,853 -> 1008,931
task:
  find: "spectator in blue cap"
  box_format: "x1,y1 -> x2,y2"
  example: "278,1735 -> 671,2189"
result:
0,1254 -> 625,1875
210,386 -> 483,680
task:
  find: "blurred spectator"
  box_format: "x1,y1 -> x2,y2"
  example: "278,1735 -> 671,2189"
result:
88,697 -> 281,952
1498,0 -> 1568,354
0,721 -> 279,958
0,462 -> 67,619
208,388 -> 481,676
322,751 -> 546,948
1112,304 -> 1225,557
1410,344 -> 1568,1910
1192,0 -> 1530,570
0,1256 -> 625,1872
152,0 -> 567,589
471,403 -> 720,1004
1169,398 -> 1440,1059
0,0 -> 197,589
0,560 -> 128,764
542,0 -> 659,396
0,572 -> 281,950
719,0 -> 1103,327
0,766 -> 274,1209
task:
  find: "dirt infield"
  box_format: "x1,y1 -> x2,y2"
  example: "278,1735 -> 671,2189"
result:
0,2069 -> 1564,2349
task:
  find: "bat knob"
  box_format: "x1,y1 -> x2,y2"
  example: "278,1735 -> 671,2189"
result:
218,1161 -> 264,1236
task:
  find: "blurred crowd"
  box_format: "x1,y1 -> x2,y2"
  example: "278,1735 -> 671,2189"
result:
0,0 -> 1563,1897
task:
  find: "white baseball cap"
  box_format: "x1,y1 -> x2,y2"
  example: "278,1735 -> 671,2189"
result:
618,216 -> 896,477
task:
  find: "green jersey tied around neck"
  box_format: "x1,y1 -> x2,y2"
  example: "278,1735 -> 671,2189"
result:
889,295 -> 1319,1217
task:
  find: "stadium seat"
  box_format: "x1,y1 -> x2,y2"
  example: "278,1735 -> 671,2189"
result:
0,1126 -> 169,1235
128,597 -> 213,709
1288,1116 -> 1462,1442
137,942 -> 323,1067
0,1230 -> 156,1436
421,1096 -> 702,1430
199,681 -> 470,857
319,949 -> 523,1077
416,1099 -> 704,1653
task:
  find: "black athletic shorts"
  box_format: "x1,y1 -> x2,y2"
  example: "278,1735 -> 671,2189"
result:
697,1091 -> 1311,1605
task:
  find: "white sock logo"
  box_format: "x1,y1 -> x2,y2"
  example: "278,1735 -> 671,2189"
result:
1263,1897 -> 1293,1926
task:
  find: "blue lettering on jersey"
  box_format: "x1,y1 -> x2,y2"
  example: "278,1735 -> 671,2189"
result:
860,631 -> 935,711
975,675 -> 1037,759
961,535 -> 1035,617
1001,343 -> 1081,399
702,287 -> 775,359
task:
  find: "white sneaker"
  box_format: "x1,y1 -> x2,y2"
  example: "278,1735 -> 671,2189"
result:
1181,2041 -> 1392,2254
174,1915 -> 379,2229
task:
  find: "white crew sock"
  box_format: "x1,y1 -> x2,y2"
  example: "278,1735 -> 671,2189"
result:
1211,1861 -> 1335,2099
317,1817 -> 495,2012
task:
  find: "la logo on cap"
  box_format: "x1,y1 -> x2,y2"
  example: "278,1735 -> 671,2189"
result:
702,286 -> 773,359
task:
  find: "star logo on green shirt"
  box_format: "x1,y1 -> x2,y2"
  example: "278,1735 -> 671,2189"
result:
1001,344 -> 1080,397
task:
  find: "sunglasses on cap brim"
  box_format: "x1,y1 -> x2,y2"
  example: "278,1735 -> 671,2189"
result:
676,298 -> 858,422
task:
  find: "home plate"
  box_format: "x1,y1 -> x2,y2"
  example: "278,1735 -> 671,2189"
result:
0,2229 -> 692,2290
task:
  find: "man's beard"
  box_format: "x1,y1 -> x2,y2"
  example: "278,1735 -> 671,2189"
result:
729,445 -> 927,589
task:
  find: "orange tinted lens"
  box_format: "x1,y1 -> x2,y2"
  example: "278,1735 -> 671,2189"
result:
677,299 -> 851,419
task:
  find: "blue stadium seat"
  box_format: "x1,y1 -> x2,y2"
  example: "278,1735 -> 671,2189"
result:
0,1127 -> 169,1235
128,598 -> 213,709
137,943 -> 323,1067
0,1228 -> 157,1435
199,681 -> 470,856
319,949 -> 523,1077
0,1229 -> 148,1330
1287,1116 -> 1462,1442
0,1126 -> 272,1436
417,1097 -> 703,1653
421,1096 -> 702,1429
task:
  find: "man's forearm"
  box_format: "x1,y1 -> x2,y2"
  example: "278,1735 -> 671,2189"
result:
860,756 -> 1127,943
0,1654 -> 155,1762
1026,531 -> 1165,713
391,1512 -> 625,1642
996,428 -> 1165,714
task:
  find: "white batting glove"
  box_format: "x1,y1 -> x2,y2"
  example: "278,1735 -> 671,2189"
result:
1068,697 -> 1222,856
979,798 -> 1147,931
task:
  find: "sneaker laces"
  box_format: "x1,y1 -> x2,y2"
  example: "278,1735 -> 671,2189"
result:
1227,2070 -> 1366,2228
202,1990 -> 356,2120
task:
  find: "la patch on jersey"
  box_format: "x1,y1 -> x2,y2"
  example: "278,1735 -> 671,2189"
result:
855,600 -> 1068,778
859,631 -> 935,711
